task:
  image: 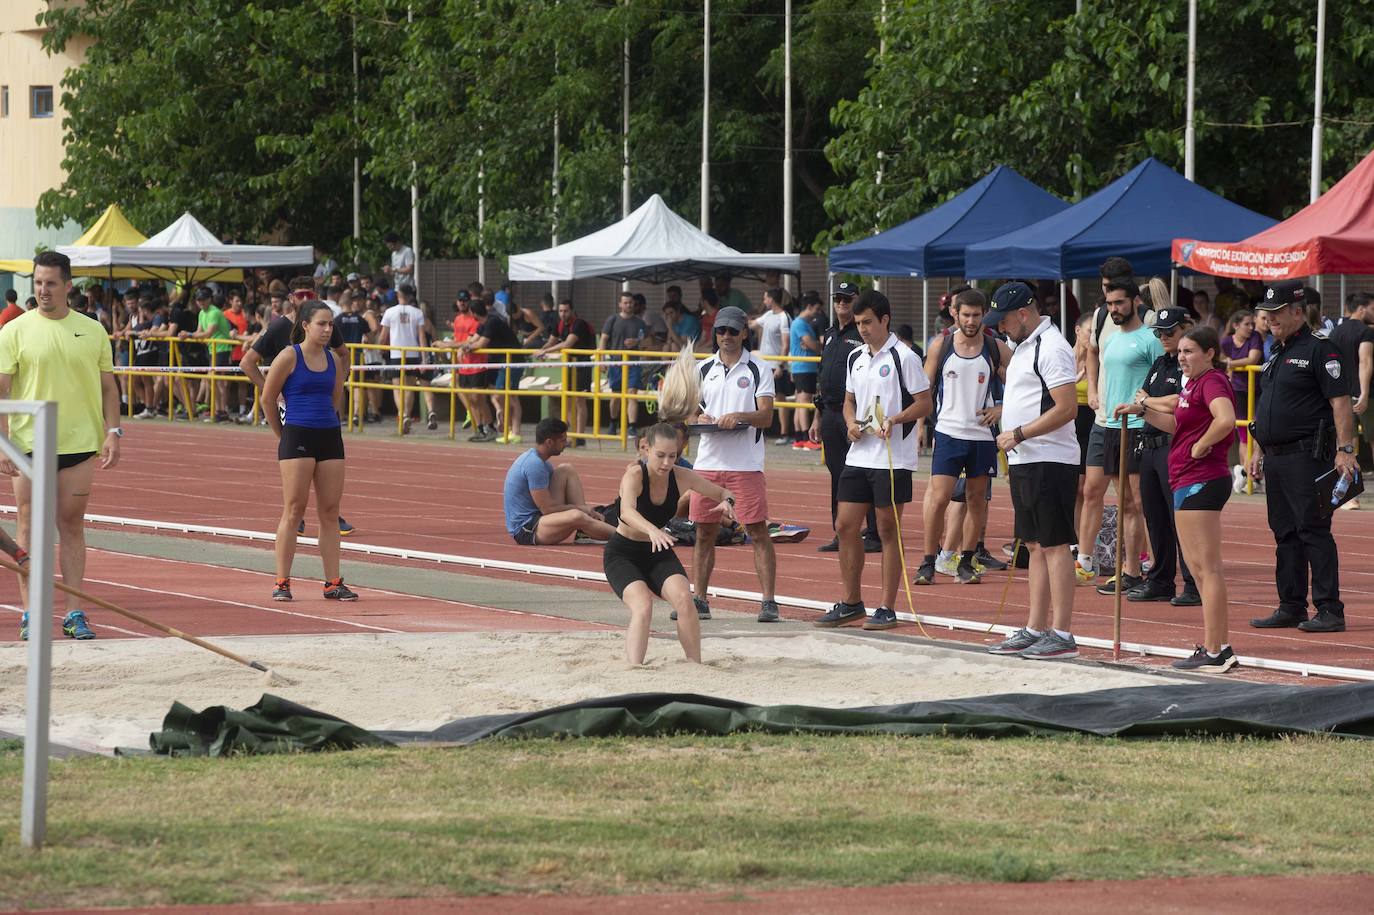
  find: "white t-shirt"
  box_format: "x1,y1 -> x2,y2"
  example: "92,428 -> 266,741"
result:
325,298 -> 342,318
1002,317 -> 1079,466
390,245 -> 416,280
695,350 -> 776,472
756,309 -> 791,358
844,334 -> 930,471
381,303 -> 424,358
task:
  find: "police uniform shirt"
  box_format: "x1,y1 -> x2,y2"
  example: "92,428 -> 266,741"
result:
844,333 -> 929,472
1253,325 -> 1346,447
1141,351 -> 1183,432
816,320 -> 863,410
695,350 -> 776,472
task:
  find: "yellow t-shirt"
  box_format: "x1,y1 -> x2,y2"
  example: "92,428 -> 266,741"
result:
0,309 -> 113,455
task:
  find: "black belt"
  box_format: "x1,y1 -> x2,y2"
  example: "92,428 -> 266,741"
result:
1262,437 -> 1317,456
1139,431 -> 1170,449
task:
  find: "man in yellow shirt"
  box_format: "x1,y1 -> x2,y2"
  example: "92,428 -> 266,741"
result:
0,250 -> 122,640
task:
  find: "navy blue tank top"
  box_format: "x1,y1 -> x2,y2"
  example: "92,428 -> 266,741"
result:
282,344 -> 339,429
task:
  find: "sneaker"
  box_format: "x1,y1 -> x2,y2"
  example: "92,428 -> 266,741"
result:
1075,562 -> 1096,586
1097,573 -> 1144,595
626,425 -> 638,440
988,627 -> 1042,655
670,597 -> 711,622
813,601 -> 865,628
816,536 -> 839,553
61,610 -> 96,640
863,606 -> 898,630
138,408 -> 157,419
791,439 -> 809,450
862,535 -> 883,554
504,433 -> 523,445
1127,580 -> 1175,602
19,612 -> 28,641
1231,463 -> 1246,494
757,600 -> 780,623
973,547 -> 1009,572
338,517 -> 355,536
297,520 -> 307,535
323,578 -> 359,601
573,531 -> 608,545
460,414 -> 473,430
427,411 -> 439,431
1170,589 -> 1202,607
802,440 -> 823,451
272,579 -> 293,602
773,436 -> 790,446
913,559 -> 936,585
956,561 -> 982,584
1019,630 -> 1079,660
1172,645 -> 1238,672
934,554 -> 958,577
1298,610 -> 1347,633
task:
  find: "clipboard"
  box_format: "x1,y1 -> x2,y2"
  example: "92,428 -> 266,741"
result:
1315,468 -> 1364,519
686,423 -> 721,433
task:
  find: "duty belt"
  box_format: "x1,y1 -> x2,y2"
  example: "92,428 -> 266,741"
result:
1138,431 -> 1170,450
1261,437 -> 1318,457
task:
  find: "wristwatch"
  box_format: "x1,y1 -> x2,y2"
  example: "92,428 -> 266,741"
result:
109,427 -> 124,438
1337,444 -> 1355,454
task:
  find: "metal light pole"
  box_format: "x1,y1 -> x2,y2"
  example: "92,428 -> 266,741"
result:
782,0 -> 793,278
1185,0 -> 1196,181
874,0 -> 886,294
701,0 -> 710,232
622,13 -> 631,220
1311,0 -> 1326,204
407,4 -> 420,295
477,145 -> 486,287
352,8 -> 361,260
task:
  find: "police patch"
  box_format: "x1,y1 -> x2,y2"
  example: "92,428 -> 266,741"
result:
1326,359 -> 1341,380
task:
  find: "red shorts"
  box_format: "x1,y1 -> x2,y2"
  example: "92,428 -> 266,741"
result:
689,470 -> 769,526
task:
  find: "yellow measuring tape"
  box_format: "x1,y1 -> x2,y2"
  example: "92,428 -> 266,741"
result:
871,398 -> 932,639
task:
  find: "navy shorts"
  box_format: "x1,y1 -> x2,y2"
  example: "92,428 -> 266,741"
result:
606,364 -> 642,392
931,430 -> 998,479
493,365 -> 525,390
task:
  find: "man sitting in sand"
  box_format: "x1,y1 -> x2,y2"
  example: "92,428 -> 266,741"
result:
503,418 -> 617,545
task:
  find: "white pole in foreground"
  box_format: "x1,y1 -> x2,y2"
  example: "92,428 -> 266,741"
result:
477,145 -> 486,287
873,0 -> 886,295
1311,0 -> 1326,204
622,26 -> 631,220
21,403 -> 56,849
352,12 -> 361,257
1184,0 -> 1197,181
407,4 -> 420,295
782,0 -> 793,286
701,0 -> 710,232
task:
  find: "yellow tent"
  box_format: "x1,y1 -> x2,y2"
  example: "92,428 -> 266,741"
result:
0,204 -> 150,277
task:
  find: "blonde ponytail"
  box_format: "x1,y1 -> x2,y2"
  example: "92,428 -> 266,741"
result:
657,345 -> 702,423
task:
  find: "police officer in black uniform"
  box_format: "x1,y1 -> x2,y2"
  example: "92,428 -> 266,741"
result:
1126,306 -> 1201,606
1248,280 -> 1358,633
813,282 -> 879,553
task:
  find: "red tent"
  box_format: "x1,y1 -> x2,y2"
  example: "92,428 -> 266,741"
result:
1172,147 -> 1374,280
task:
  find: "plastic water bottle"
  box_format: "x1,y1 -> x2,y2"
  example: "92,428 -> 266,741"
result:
1331,471 -> 1359,506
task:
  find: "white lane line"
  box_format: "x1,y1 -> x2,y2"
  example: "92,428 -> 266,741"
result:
1,603 -> 147,639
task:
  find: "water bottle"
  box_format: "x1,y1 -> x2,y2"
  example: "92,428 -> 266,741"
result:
1331,471 -> 1359,506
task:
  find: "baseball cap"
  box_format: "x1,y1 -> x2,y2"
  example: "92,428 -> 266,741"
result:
193,286 -> 212,300
1151,306 -> 1190,330
346,272 -> 360,282
982,281 -> 1036,326
1257,280 -> 1305,310
714,305 -> 748,333
833,281 -> 859,299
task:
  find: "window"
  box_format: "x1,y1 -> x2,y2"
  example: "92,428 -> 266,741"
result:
31,85 -> 53,118
1,86 -> 8,117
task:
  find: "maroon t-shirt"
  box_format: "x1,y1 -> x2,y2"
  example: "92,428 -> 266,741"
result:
1169,368 -> 1236,489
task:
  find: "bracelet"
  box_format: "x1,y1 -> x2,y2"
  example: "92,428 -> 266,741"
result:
1013,426 -> 1026,444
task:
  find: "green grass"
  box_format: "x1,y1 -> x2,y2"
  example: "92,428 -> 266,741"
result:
1,734 -> 1372,909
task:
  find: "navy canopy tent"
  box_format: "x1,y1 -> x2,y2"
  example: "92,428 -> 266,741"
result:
964,158 -> 1276,280
828,166 -> 1068,278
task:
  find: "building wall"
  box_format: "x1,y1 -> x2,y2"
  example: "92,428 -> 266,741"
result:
0,1 -> 86,297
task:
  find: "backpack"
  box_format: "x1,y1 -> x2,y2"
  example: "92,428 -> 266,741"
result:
931,330 -> 1004,422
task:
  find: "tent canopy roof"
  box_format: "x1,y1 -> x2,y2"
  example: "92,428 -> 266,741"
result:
1173,146 -> 1374,280
828,166 -> 1069,278
507,194 -> 800,283
964,158 -> 1276,280
1,204 -> 149,277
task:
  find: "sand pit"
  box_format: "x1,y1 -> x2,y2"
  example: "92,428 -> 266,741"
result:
0,631 -> 1169,752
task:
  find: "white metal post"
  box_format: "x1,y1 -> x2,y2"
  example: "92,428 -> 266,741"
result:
921,279 -> 929,344
19,402 -> 56,849
477,145 -> 486,287
701,0 -> 710,232
352,12 -> 361,257
1311,0 -> 1326,204
782,0 -> 793,271
407,4 -> 420,296
1060,281 -> 1068,331
1185,0 -> 1196,181
622,21 -> 631,220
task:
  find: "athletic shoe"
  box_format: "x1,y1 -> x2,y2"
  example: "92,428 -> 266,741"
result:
323,579 -> 359,601
1075,564 -> 1096,586
460,414 -> 472,430
297,520 -> 307,535
863,535 -> 883,554
61,610 -> 96,640
1127,581 -> 1175,602
805,440 -> 823,451
1170,589 -> 1202,607
973,547 -> 1008,572
19,612 -> 28,641
790,440 -> 809,450
816,537 -> 839,553
1231,464 -> 1246,494
956,562 -> 982,585
137,408 -> 157,419
773,436 -> 790,446
1019,630 -> 1078,660
1249,608 -> 1306,628
670,597 -> 711,622
934,554 -> 958,577
427,411 -> 439,431
272,579 -> 293,602
1097,573 -> 1144,595
757,600 -> 780,623
863,606 -> 898,630
338,517 -> 355,536
988,627 -> 1041,655
913,559 -> 937,585
626,425 -> 638,440
402,417 -> 413,435
1172,645 -> 1237,673
573,532 -> 608,545
813,601 -> 865,628
1298,610 -> 1347,633
505,433 -> 523,445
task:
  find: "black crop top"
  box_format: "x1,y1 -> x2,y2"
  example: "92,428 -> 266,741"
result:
635,463 -> 680,528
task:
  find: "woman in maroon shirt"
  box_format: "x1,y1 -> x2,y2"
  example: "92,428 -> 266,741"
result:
1116,325 -> 1237,672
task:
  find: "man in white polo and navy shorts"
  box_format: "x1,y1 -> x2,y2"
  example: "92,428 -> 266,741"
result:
814,290 -> 931,630
983,282 -> 1083,660
687,305 -> 780,623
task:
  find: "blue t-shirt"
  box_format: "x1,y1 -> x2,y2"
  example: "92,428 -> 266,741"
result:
673,313 -> 701,344
503,448 -> 552,536
789,315 -> 819,374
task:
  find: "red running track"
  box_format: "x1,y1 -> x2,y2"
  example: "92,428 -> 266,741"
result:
5,422 -> 1371,681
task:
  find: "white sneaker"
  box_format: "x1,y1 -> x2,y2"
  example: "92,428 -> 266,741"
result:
1231,464 -> 1245,494
934,553 -> 958,577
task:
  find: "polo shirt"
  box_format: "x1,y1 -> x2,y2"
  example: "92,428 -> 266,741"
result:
1002,317 -> 1079,467
0,309 -> 113,455
695,349 -> 775,472
844,333 -> 929,471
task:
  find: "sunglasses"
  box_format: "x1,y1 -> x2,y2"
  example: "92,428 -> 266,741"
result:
1153,325 -> 1186,339
715,326 -> 741,336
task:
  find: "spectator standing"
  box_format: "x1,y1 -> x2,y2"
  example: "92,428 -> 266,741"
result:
0,289 -> 24,327
533,297 -> 594,445
379,284 -> 426,434
751,287 -> 794,446
598,292 -> 648,436
713,274 -> 751,315
787,292 -> 823,451
439,292 -> 494,441
382,233 -> 415,288
333,290 -> 367,426
1327,294 -> 1374,501
312,247 -> 339,293
1221,309 -> 1263,463
695,289 -> 720,352
459,296 -> 525,443
184,291 -> 234,422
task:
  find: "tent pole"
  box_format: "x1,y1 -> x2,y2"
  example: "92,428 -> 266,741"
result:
1184,0 -> 1197,182
827,272 -> 834,326
1059,281 -> 1067,331
1340,274 -> 1346,311
1170,269 -> 1178,306
922,279 -> 929,344
701,0 -> 710,232
1311,0 -> 1326,204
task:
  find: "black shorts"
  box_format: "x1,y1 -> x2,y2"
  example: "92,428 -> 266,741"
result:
459,369 -> 490,389
278,424 -> 345,462
603,532 -> 687,598
1102,426 -> 1143,476
773,369 -> 794,398
133,351 -> 160,368
382,356 -> 407,381
1075,406 -> 1095,473
181,346 -> 208,368
513,517 -> 542,545
837,465 -> 913,508
1008,462 -> 1078,547
28,451 -> 98,472
1173,476 -> 1231,512
567,365 -> 593,393
792,372 -> 817,395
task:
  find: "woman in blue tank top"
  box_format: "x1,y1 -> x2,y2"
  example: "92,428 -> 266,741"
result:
261,302 -> 357,603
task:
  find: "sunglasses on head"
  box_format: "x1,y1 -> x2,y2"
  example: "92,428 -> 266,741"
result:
715,326 -> 741,336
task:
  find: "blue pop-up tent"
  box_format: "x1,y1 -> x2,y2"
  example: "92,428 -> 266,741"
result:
964,158 -> 1276,279
828,166 -> 1068,278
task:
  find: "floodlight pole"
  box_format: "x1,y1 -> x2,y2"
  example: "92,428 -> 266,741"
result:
701,0 -> 710,232
1184,0 -> 1196,182
1310,0 -> 1326,204
873,0 -> 886,294
352,10 -> 361,259
552,21 -> 561,303
782,0 -> 793,290
408,4 -> 420,296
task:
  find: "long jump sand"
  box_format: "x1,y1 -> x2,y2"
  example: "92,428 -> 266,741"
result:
0,631 -> 1171,753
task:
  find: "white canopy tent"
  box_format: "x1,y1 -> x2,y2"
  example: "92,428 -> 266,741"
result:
508,194 -> 800,283
58,212 -> 312,283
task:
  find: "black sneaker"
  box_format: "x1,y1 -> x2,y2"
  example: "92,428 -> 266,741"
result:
272,579 -> 293,602
956,562 -> 982,585
862,535 -> 883,554
670,597 -> 711,622
1097,573 -> 1144,595
323,579 -> 359,601
816,537 -> 840,553
1298,610 -> 1346,633
973,547 -> 1009,572
757,600 -> 780,623
813,601 -> 865,628
1170,589 -> 1202,607
1172,645 -> 1238,672
427,411 -> 439,431
913,560 -> 936,585
1249,608 -> 1307,629
862,606 -> 898,630
1127,580 -> 1175,602
297,520 -> 306,535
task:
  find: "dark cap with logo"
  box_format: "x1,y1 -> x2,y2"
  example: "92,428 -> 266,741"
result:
833,281 -> 859,299
714,305 -> 749,333
982,281 -> 1036,326
1257,279 -> 1305,311
1151,306 -> 1191,330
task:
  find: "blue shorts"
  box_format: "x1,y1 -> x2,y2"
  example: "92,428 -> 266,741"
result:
493,365 -> 525,390
931,430 -> 998,479
606,364 -> 642,392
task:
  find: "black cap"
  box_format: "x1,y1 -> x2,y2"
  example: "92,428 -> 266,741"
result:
194,286 -> 212,300
833,281 -> 859,299
1151,306 -> 1190,330
982,281 -> 1035,325
1258,280 -> 1305,310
